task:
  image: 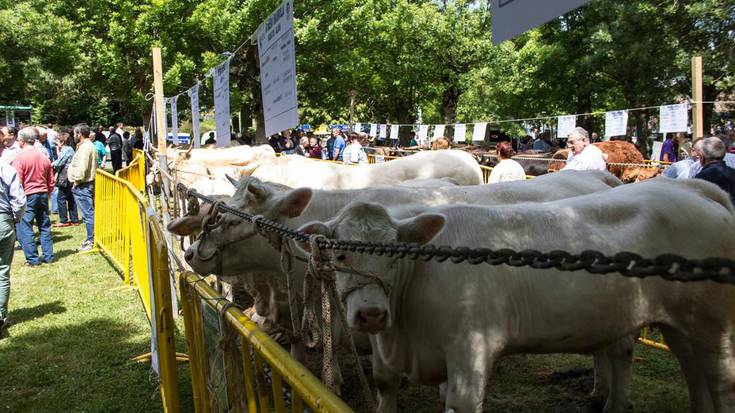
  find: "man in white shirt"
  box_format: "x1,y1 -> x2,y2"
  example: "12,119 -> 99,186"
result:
563,127 -> 607,171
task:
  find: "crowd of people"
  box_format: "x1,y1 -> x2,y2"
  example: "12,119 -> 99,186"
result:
267,128 -> 369,164
0,122 -> 146,334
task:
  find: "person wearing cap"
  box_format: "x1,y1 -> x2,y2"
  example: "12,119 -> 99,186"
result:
562,127 -> 607,171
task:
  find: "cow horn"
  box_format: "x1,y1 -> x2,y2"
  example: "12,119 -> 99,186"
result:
225,174 -> 239,187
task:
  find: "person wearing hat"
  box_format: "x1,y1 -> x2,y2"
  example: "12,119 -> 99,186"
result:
562,127 -> 606,171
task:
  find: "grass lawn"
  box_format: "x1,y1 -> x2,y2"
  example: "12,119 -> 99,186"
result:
0,220 -> 194,413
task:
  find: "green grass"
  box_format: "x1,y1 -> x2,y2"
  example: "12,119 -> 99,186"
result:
0,221 -> 194,413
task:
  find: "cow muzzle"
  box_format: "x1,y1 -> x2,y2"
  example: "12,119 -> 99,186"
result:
355,306 -> 388,334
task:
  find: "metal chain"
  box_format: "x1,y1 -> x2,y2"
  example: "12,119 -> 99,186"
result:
178,183 -> 735,285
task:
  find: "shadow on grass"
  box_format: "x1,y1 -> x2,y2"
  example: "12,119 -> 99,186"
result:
53,248 -> 82,261
10,300 -> 66,324
50,233 -> 73,243
0,317 -> 182,412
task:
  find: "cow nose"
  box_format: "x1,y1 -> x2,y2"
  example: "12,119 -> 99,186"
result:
184,249 -> 194,261
357,307 -> 387,332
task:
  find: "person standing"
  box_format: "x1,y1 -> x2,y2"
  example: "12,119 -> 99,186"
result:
660,133 -> 678,163
46,124 -> 58,153
694,137 -> 735,204
12,127 -> 54,266
0,150 -> 26,333
122,131 -> 132,166
93,132 -> 107,168
107,126 -> 123,172
68,124 -> 97,252
562,127 -> 607,171
0,127 -> 20,164
342,132 -> 368,164
332,129 -> 346,161
51,131 -> 79,227
488,141 -> 526,183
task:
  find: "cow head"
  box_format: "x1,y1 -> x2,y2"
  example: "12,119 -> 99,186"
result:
173,176 -> 312,276
297,202 -> 445,334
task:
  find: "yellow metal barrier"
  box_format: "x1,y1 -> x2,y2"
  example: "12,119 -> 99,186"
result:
180,271 -> 354,413
116,149 -> 146,192
638,327 -> 669,351
367,154 -> 399,164
94,168 -> 180,412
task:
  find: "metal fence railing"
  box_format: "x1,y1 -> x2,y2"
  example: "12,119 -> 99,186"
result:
179,271 -> 354,413
94,168 -> 180,412
116,149 -> 146,192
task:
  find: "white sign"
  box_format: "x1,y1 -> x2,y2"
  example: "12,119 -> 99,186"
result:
188,83 -> 201,148
417,125 -> 429,144
432,124 -> 445,141
454,124 -> 466,142
258,0 -> 298,138
472,122 -> 487,142
390,125 -> 399,141
379,124 -> 387,140
212,59 -> 231,147
605,110 -> 628,138
651,141 -> 663,161
354,123 -> 362,133
369,123 -> 377,138
659,103 -> 688,134
491,0 -> 591,44
375,155 -> 385,163
557,115 -> 576,139
170,97 -> 179,145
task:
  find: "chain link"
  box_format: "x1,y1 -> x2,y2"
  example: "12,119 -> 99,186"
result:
177,183 -> 735,285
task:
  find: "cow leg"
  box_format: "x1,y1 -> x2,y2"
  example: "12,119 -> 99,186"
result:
690,340 -> 735,413
591,350 -> 611,402
659,325 -> 713,413
444,333 -> 494,413
372,345 -> 400,413
602,335 -> 635,413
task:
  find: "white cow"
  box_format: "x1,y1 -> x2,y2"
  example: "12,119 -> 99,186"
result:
169,171 -> 625,401
250,150 -> 484,188
296,178 -> 735,413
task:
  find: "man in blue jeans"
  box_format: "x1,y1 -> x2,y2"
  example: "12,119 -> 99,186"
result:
68,124 -> 97,251
0,155 -> 26,333
12,127 -> 55,266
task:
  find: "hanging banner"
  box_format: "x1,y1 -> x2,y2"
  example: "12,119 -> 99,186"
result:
390,125 -> 399,141
212,59 -> 231,147
432,125 -> 445,141
258,0 -> 298,138
605,110 -> 628,138
379,124 -> 387,140
417,125 -> 429,144
472,122 -> 487,142
557,115 -> 576,139
659,103 -> 688,134
454,124 -> 466,142
354,123 -> 362,133
369,123 -> 377,138
170,97 -> 179,145
491,0 -> 591,44
188,83 -> 201,148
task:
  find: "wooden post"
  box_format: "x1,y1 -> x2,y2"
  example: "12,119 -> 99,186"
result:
152,48 -> 170,216
692,56 -> 704,139
349,90 -> 357,131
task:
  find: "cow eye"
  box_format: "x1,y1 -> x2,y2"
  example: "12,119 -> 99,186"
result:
336,254 -> 346,262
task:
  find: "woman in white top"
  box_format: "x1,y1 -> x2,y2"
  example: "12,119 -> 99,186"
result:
488,141 -> 526,183
342,132 -> 368,164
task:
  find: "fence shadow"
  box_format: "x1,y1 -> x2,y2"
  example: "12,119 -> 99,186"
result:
8,300 -> 66,325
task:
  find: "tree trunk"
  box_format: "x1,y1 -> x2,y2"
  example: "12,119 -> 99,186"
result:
442,87 -> 460,125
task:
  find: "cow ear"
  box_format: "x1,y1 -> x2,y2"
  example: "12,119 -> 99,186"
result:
396,213 -> 445,245
294,221 -> 331,253
247,181 -> 269,200
225,174 -> 239,187
167,216 -> 205,236
275,188 -> 312,218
